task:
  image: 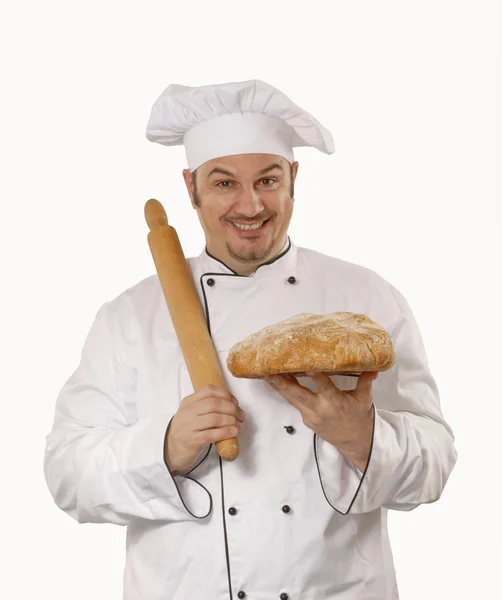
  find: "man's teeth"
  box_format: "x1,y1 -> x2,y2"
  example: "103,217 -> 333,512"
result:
233,221 -> 265,231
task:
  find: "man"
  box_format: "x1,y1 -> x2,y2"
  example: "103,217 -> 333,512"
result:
44,79 -> 457,599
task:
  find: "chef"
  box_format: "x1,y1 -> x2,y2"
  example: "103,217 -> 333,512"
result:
44,79 -> 457,599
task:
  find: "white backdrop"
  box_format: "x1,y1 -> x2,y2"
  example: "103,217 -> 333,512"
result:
1,1 -> 500,598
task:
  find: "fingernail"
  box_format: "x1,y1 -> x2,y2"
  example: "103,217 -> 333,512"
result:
266,376 -> 281,385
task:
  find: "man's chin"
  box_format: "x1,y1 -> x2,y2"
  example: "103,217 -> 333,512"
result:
226,241 -> 275,263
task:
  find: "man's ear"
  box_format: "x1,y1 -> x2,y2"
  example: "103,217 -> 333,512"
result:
182,168 -> 196,208
291,161 -> 299,182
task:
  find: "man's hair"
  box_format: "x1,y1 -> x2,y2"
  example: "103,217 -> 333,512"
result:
191,163 -> 294,207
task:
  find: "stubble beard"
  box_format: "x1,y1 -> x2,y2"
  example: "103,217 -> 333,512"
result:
225,233 -> 278,264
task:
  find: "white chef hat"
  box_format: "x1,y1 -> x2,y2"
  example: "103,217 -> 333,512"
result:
145,79 -> 335,171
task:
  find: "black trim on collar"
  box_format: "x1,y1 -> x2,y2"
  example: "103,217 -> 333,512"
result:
313,403 -> 376,515
204,250 -> 240,275
204,237 -> 292,276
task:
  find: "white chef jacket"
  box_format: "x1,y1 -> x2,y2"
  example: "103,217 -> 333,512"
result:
44,239 -> 457,600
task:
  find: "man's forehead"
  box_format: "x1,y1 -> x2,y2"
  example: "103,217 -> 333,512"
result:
199,154 -> 288,178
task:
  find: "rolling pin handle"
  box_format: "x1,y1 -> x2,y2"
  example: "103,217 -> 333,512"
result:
145,198 -> 169,230
216,437 -> 239,461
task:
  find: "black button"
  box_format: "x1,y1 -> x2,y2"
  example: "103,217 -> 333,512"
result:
237,592 -> 246,599
287,276 -> 296,284
282,505 -> 291,513
207,278 -> 215,287
228,507 -> 237,515
280,594 -> 289,600
284,425 -> 295,434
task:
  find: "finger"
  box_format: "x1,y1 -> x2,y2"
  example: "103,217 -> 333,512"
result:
264,374 -> 316,408
352,371 -> 378,403
264,374 -> 311,394
194,425 -> 241,447
196,413 -> 244,432
196,397 -> 246,421
189,384 -> 238,405
283,373 -> 300,383
305,371 -> 338,394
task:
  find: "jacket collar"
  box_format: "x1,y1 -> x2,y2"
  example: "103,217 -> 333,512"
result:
197,237 -> 298,279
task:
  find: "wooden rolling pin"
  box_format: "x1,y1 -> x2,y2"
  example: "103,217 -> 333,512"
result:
144,198 -> 239,461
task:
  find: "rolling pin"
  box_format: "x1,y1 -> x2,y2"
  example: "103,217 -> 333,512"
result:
144,198 -> 239,461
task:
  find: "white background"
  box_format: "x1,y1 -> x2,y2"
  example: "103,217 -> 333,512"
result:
1,0 -> 500,598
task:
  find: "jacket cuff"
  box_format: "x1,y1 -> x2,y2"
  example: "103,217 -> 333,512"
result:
124,416 -> 212,520
314,405 -> 375,514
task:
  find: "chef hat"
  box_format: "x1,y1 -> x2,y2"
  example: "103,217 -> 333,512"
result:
145,79 -> 335,171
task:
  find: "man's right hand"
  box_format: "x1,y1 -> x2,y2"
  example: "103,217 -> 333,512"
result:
165,384 -> 246,475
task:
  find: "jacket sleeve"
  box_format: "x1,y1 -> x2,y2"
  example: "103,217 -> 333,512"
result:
315,284 -> 458,515
43,300 -> 212,526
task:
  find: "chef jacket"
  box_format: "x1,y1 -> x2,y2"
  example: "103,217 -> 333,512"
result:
44,239 -> 457,600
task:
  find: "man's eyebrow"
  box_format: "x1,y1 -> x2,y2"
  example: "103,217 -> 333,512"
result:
257,163 -> 284,176
206,162 -> 284,179
207,167 -> 235,178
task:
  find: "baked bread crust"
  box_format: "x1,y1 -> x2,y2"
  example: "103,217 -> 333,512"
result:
226,312 -> 395,378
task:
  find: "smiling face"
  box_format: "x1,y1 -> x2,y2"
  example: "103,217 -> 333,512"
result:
183,153 -> 299,275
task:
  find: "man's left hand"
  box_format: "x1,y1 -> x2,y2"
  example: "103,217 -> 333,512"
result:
265,371 -> 378,472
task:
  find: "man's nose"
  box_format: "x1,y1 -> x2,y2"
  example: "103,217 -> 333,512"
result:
234,186 -> 264,217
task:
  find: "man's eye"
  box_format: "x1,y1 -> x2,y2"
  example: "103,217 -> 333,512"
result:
217,181 -> 232,188
261,178 -> 277,186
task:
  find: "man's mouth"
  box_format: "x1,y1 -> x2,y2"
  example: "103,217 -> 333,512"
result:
228,218 -> 271,233
233,221 -> 265,231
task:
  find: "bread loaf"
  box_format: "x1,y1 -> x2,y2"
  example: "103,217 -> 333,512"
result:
226,312 -> 395,378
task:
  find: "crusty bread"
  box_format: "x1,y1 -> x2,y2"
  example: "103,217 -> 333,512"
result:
226,312 -> 395,378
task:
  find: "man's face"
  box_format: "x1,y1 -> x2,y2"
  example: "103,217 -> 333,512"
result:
183,153 -> 298,273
